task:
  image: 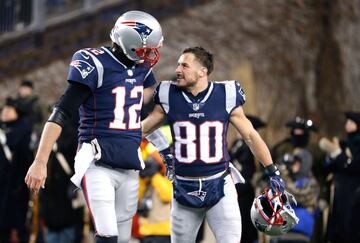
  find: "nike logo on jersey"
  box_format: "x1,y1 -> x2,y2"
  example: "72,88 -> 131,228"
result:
189,113 -> 205,119
187,190 -> 207,202
70,60 -> 95,79
79,51 -> 90,59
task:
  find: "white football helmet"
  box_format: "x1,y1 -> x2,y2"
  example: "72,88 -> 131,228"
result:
251,188 -> 299,236
110,10 -> 163,66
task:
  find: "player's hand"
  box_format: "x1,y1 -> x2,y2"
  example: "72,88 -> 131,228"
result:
159,148 -> 175,181
24,159 -> 47,194
265,164 -> 285,194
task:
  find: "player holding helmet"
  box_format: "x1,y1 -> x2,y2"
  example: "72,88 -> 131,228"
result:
25,11 -> 164,243
141,46 -> 287,243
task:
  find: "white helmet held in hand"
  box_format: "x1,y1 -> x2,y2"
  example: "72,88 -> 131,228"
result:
110,10 -> 164,66
250,188 -> 299,236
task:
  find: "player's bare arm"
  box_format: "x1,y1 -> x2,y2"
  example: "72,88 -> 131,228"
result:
143,86 -> 156,104
25,122 -> 62,194
229,106 -> 274,167
141,104 -> 166,137
25,82 -> 91,194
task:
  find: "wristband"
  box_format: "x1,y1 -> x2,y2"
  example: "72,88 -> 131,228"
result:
265,164 -> 280,176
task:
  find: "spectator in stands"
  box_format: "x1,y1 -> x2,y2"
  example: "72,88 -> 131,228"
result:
272,116 -> 317,161
16,80 -> 45,129
15,79 -> 45,149
273,149 -> 320,243
229,115 -> 266,243
319,111 -> 360,243
0,97 -> 33,243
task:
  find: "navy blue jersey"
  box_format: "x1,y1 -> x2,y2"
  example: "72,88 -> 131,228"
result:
67,46 -> 156,169
154,81 -> 246,177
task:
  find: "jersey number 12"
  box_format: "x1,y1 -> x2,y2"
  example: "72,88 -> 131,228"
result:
110,86 -> 143,130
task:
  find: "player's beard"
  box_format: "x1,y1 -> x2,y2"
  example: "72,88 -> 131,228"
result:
176,73 -> 199,89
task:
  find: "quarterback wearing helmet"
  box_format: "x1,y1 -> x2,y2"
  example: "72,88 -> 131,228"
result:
110,10 -> 163,66
25,10 -> 164,243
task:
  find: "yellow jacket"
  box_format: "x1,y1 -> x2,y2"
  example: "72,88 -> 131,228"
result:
139,135 -> 173,236
139,173 -> 172,236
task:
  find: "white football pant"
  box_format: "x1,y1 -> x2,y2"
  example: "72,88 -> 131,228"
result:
171,174 -> 242,243
82,163 -> 139,243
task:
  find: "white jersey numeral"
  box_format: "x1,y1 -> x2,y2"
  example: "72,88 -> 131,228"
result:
110,86 -> 143,129
173,121 -> 224,164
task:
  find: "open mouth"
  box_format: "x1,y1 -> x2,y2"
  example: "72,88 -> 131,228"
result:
176,74 -> 183,81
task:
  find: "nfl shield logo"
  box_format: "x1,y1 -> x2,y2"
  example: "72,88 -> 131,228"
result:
192,103 -> 200,111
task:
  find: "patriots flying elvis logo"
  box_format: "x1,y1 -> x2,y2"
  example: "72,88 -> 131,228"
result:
70,60 -> 95,79
121,21 -> 153,38
187,190 -> 207,202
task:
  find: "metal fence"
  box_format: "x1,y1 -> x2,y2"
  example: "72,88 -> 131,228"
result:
0,0 -> 116,35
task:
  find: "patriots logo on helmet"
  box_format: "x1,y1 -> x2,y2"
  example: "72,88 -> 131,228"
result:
187,190 -> 207,202
70,60 -> 95,79
121,21 -> 153,39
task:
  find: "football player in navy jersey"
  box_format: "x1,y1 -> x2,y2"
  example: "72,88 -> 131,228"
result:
141,46 -> 286,243
25,11 -> 164,243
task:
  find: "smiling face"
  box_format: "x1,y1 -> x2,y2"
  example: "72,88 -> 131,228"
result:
175,52 -> 208,89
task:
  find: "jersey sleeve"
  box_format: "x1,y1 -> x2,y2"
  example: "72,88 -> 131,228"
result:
224,80 -> 246,114
153,81 -> 171,114
143,69 -> 157,88
67,49 -> 101,91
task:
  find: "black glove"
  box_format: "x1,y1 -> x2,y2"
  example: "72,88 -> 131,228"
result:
265,164 -> 285,194
159,147 -> 175,181
140,157 -> 161,178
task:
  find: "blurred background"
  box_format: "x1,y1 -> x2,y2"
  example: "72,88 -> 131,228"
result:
1,0 -> 360,243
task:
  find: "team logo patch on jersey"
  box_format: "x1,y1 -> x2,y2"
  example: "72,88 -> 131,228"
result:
121,21 -> 153,38
187,190 -> 207,202
70,60 -> 95,79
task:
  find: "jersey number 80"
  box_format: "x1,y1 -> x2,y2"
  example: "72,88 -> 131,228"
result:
173,121 -> 224,164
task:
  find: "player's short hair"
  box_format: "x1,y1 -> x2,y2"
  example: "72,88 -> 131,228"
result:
183,47 -> 214,75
